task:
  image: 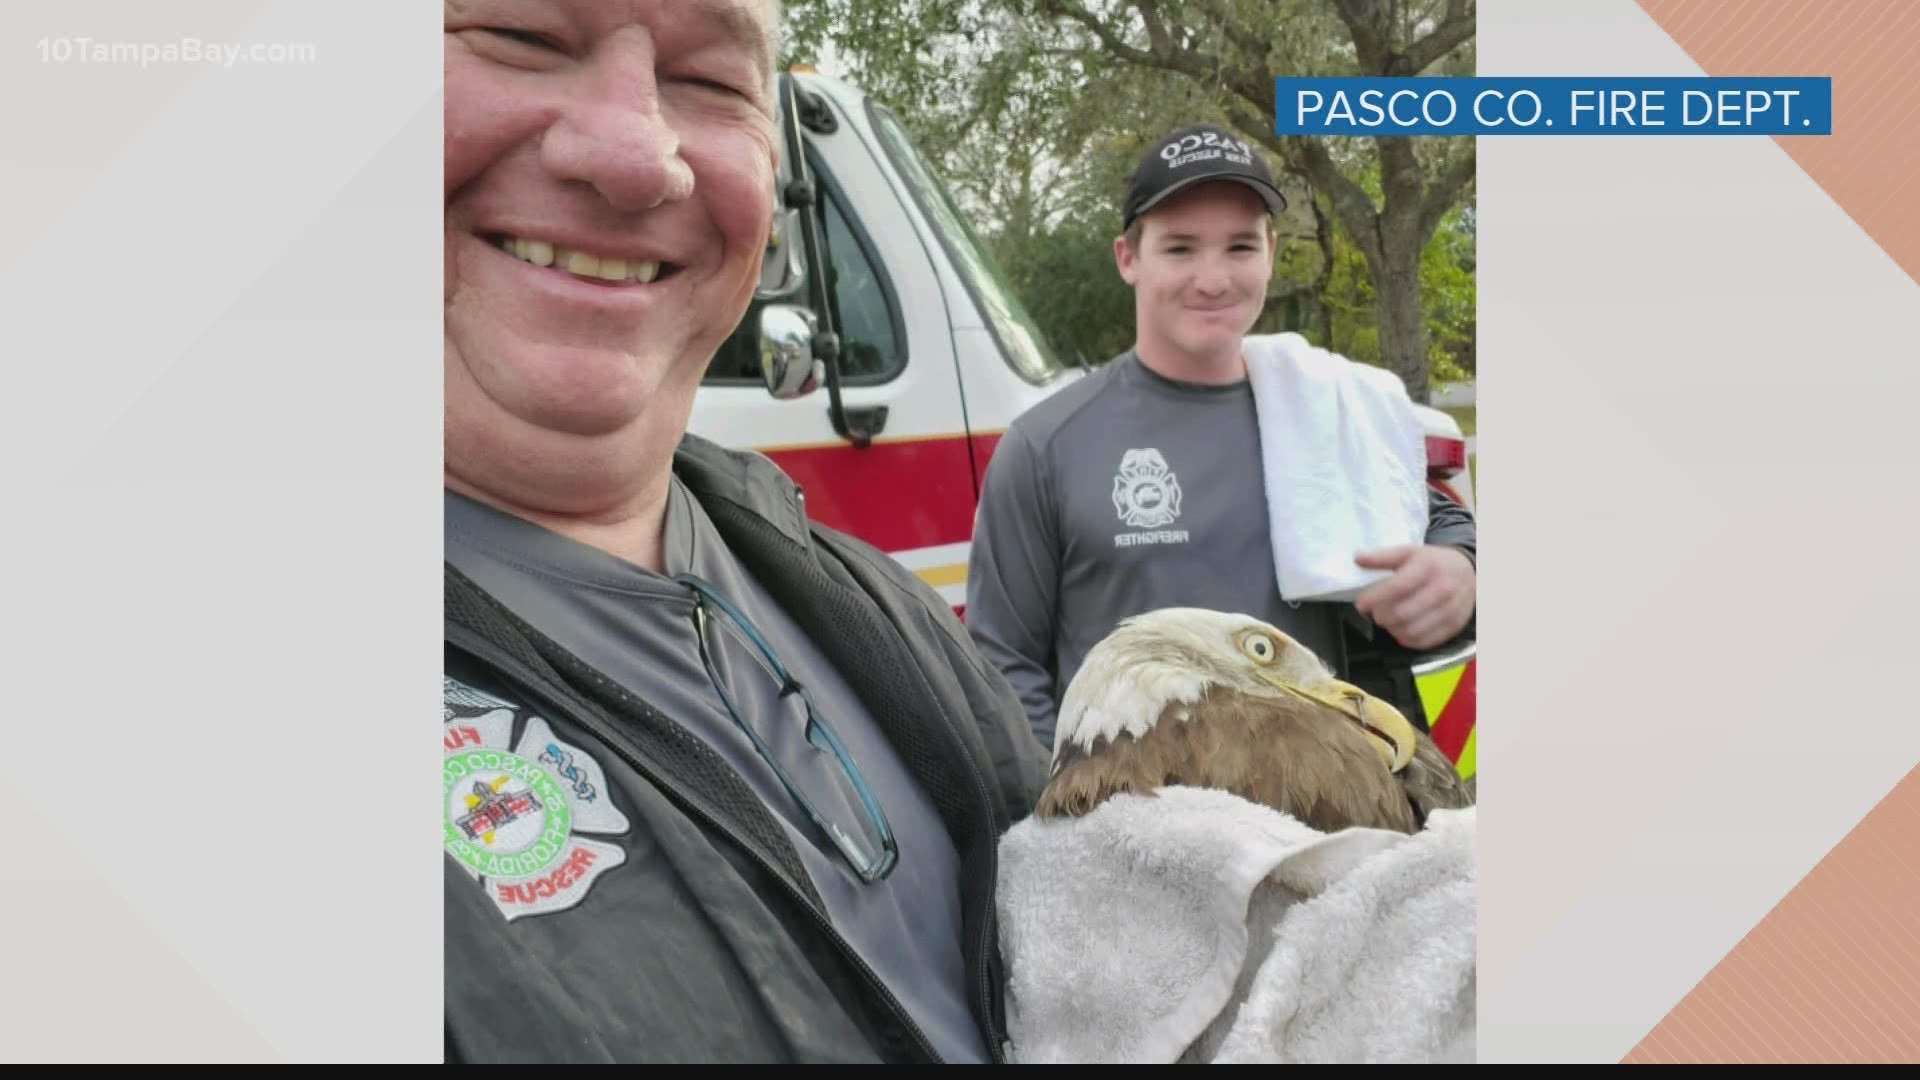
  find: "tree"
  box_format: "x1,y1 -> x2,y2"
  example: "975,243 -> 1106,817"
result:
783,0 -> 1477,401
1029,0 -> 1475,402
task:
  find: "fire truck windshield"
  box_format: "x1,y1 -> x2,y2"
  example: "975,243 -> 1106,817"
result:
866,101 -> 1068,387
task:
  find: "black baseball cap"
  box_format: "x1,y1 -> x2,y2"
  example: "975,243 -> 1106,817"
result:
1122,124 -> 1287,230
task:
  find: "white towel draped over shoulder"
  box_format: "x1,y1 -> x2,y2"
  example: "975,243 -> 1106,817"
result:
994,786 -> 1476,1064
1243,332 -> 1429,603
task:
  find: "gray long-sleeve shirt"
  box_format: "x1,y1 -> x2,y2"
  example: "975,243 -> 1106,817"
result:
965,351 -> 1474,753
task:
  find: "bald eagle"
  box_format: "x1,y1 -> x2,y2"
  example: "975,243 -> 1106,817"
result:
1037,608 -> 1472,834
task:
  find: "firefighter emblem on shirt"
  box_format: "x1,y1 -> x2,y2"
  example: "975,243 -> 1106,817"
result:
1112,448 -> 1184,529
444,677 -> 629,922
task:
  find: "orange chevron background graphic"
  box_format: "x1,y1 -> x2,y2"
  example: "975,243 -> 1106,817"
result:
1626,0 -> 1920,1063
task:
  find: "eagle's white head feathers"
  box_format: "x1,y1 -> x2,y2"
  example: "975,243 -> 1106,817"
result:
1053,607 -> 1413,775
1055,608 -> 1337,754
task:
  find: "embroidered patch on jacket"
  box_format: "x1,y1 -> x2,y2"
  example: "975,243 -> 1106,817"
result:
444,676 -> 629,922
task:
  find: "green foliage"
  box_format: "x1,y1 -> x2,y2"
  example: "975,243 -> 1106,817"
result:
996,222 -> 1127,364
780,0 -> 1477,383
1422,211 -> 1477,382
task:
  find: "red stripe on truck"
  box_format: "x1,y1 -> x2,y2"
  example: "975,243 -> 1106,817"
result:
1427,658 -> 1476,762
760,432 -> 1003,553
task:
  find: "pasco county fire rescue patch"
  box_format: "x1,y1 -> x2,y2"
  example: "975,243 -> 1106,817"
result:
443,676 -> 629,922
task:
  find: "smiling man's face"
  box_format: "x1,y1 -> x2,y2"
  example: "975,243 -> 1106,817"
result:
444,0 -> 778,514
1115,181 -> 1274,374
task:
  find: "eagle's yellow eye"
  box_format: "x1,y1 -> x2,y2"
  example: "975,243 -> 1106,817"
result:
1240,632 -> 1277,664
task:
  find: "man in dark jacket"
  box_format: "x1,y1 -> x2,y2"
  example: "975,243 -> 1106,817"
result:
442,0 -> 1048,1062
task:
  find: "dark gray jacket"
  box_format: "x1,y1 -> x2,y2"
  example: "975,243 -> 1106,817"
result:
443,435 -> 1052,1063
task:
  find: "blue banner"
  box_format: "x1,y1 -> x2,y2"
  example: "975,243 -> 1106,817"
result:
1272,77 -> 1832,136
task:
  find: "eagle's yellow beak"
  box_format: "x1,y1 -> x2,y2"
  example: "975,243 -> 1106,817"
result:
1331,680 -> 1417,773
1261,673 -> 1418,773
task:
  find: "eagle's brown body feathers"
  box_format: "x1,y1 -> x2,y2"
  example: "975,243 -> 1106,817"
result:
1038,685 -> 1450,832
1401,728 -> 1476,827
1035,608 -> 1474,835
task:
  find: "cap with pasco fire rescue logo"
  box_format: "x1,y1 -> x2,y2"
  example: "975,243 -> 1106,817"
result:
1122,124 -> 1288,229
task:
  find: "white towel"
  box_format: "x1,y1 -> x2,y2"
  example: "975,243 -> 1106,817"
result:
1243,333 -> 1429,603
995,785 -> 1475,1064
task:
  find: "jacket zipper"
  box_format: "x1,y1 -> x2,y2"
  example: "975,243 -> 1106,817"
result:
883,623 -> 1009,1064
449,628 -> 943,1064
789,488 -> 1012,1065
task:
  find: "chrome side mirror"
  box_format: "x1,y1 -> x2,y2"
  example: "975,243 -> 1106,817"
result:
759,304 -> 822,400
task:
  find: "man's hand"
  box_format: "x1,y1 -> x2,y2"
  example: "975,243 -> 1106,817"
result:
1352,545 -> 1475,650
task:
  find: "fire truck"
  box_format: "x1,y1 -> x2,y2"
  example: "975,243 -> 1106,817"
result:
688,71 -> 1477,783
